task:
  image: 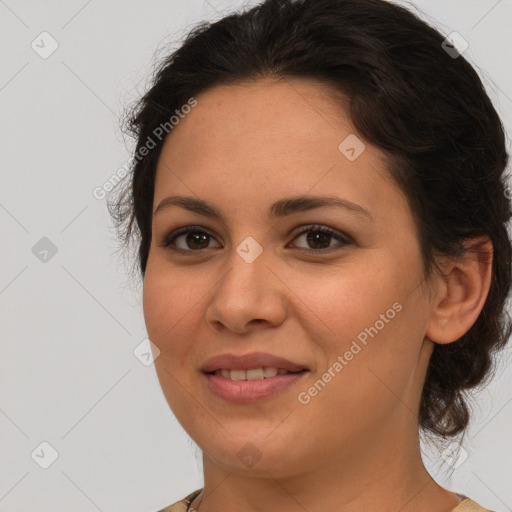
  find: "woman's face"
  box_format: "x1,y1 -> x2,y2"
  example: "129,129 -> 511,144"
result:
143,78 -> 436,476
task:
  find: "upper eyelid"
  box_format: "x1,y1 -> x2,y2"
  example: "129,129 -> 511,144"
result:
160,224 -> 352,249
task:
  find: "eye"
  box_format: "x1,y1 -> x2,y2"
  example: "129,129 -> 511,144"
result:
158,224 -> 352,254
158,226 -> 221,252
288,224 -> 352,253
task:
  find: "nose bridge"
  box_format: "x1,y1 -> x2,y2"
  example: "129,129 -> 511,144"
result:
206,237 -> 287,331
223,238 -> 271,303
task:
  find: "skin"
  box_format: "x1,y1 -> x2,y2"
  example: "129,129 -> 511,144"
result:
142,77 -> 493,512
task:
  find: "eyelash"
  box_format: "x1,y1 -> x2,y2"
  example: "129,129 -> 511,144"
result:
157,224 -> 353,254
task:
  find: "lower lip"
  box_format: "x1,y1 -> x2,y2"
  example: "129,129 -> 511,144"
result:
203,371 -> 309,404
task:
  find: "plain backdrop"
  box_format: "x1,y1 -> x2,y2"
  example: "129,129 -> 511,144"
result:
0,1 -> 511,511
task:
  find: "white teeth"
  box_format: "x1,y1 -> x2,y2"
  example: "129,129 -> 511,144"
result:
263,367 -> 278,378
230,369 -> 246,381
246,368 -> 264,380
213,367 -> 289,380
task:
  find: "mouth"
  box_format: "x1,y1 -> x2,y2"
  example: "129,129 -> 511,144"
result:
200,351 -> 310,403
205,367 -> 308,381
205,366 -> 308,380
201,351 -> 309,374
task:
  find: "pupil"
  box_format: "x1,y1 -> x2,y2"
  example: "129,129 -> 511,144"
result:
307,231 -> 330,249
188,232 -> 209,249
184,230 -> 331,250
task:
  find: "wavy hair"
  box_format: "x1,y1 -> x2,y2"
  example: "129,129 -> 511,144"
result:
109,0 -> 512,438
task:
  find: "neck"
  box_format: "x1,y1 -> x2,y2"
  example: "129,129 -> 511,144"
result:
191,420 -> 461,512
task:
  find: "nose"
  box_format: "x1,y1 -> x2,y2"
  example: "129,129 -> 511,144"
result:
205,247 -> 288,335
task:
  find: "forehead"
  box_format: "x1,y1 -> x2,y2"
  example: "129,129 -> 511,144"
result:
161,77 -> 354,157
153,78 -> 407,225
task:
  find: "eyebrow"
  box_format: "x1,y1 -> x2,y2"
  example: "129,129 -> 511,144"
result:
153,194 -> 373,220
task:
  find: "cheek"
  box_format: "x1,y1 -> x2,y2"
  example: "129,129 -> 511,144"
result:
290,259 -> 402,345
142,264 -> 200,362
142,265 -> 203,416
293,260 -> 423,400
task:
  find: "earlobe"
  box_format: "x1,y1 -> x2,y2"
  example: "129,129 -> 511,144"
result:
425,237 -> 493,345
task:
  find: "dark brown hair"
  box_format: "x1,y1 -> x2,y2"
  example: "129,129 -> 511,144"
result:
109,0 -> 512,438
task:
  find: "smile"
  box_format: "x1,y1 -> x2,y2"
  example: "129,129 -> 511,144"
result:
210,367 -> 302,380
204,369 -> 309,403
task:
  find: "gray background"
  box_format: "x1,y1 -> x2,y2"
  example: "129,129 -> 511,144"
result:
0,1 -> 511,511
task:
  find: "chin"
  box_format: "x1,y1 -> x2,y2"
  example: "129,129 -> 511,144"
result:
199,434 -> 311,478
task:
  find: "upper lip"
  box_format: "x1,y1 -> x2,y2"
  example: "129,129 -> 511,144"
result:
201,352 -> 308,373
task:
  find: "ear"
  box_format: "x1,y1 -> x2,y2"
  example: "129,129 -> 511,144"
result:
425,237 -> 493,344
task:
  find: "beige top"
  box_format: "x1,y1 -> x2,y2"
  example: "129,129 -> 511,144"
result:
156,489 -> 495,512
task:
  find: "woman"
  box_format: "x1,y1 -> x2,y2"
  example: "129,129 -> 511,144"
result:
109,0 -> 511,511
